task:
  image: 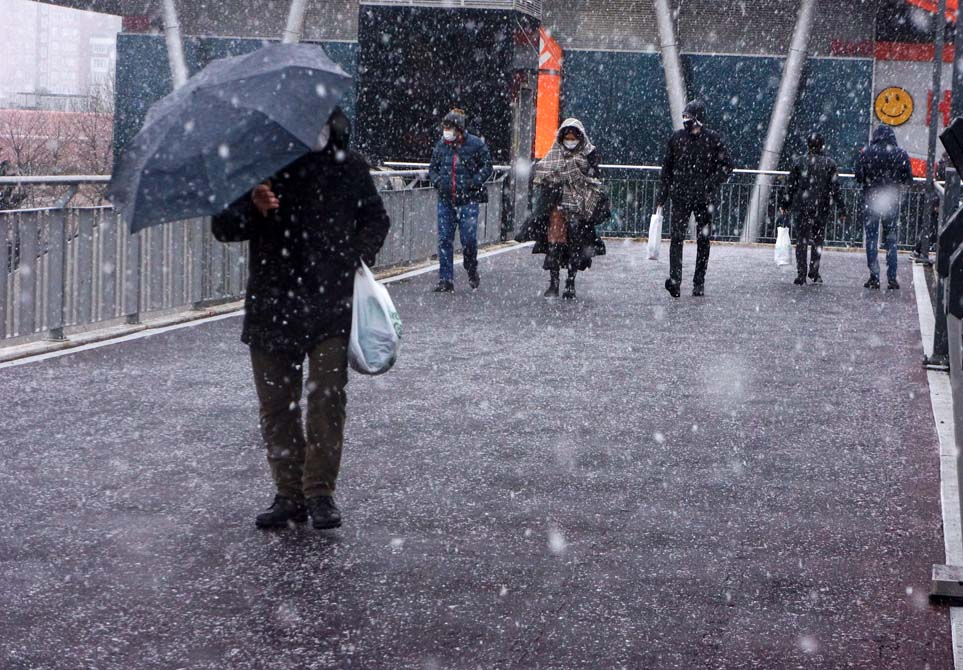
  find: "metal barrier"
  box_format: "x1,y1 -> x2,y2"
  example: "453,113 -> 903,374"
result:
0,175 -> 506,346
600,166 -> 933,249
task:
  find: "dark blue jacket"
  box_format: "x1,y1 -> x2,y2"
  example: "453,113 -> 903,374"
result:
428,133 -> 493,206
855,126 -> 913,196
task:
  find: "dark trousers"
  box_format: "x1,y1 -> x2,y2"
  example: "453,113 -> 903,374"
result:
794,215 -> 825,278
249,337 -> 349,500
669,202 -> 712,286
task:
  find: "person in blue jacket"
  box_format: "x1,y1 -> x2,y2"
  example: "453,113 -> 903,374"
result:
855,126 -> 913,290
428,108 -> 493,293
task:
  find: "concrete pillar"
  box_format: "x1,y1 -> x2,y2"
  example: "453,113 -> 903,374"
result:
161,0 -> 188,89
653,0 -> 686,131
282,0 -> 310,44
743,0 -> 817,242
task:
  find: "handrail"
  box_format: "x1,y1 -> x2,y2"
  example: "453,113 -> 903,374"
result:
384,161 -> 512,171
0,170 -> 432,187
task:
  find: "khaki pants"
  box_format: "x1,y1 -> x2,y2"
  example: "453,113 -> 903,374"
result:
250,337 -> 349,499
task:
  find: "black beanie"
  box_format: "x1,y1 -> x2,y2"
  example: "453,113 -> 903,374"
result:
443,108 -> 466,132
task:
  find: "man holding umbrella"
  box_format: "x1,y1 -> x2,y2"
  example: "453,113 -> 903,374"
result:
108,45 -> 390,530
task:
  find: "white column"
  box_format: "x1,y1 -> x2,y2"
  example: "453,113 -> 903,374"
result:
161,0 -> 188,89
743,0 -> 817,242
654,0 -> 686,131
282,0 -> 310,44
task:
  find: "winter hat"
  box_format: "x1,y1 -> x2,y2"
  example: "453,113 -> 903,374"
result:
443,108 -> 467,132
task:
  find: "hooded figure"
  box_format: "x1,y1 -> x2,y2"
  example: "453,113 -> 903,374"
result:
656,100 -> 734,298
855,125 -> 913,290
781,133 -> 846,285
516,118 -> 608,299
211,106 -> 391,531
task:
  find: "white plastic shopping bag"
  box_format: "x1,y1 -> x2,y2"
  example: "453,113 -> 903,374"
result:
774,226 -> 792,266
647,207 -> 663,260
348,262 -> 402,375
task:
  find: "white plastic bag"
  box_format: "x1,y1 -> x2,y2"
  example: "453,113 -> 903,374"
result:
774,226 -> 792,266
647,207 -> 663,260
348,262 -> 402,376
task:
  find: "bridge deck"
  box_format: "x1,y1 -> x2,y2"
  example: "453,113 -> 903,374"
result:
0,242 -> 951,668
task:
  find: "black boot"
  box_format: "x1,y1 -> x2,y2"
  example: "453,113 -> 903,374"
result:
887,279 -> 900,290
543,271 -> 560,297
793,275 -> 806,286
692,284 -> 705,297
664,278 -> 680,298
864,276 -> 880,290
255,495 -> 307,529
468,270 -> 480,290
562,276 -> 576,300
432,280 -> 454,293
306,495 -> 342,529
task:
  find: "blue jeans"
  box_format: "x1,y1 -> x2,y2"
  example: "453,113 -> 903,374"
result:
864,210 -> 899,283
437,200 -> 479,283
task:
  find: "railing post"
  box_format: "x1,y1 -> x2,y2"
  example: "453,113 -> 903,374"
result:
45,209 -> 68,341
929,168 -> 961,368
0,214 -> 8,340
124,228 -> 143,325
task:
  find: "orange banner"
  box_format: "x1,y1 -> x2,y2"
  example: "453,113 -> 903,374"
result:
905,0 -> 958,21
534,29 -> 563,159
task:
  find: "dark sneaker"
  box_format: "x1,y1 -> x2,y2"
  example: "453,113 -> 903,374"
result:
468,271 -> 480,290
864,276 -> 880,290
664,278 -> 680,298
887,279 -> 900,290
543,281 -> 559,298
255,495 -> 307,529
692,284 -> 705,297
562,278 -> 576,300
432,281 -> 454,293
306,495 -> 342,530
793,276 -> 806,286
809,273 -> 823,285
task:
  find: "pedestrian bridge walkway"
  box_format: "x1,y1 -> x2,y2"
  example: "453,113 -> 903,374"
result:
0,241 -> 953,668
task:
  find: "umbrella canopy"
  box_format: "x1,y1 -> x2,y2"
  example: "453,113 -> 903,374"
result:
108,43 -> 352,233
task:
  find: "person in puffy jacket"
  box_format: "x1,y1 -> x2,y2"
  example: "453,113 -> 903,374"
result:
427,108 -> 493,293
854,125 -> 913,290
781,133 -> 846,285
656,100 -> 734,298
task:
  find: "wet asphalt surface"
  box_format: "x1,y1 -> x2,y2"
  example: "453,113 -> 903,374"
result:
0,242 -> 951,669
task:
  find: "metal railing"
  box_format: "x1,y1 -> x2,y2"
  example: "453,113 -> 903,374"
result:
599,166 -> 934,250
0,173 -> 506,346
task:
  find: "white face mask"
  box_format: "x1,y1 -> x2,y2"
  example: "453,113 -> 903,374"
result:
443,129 -> 456,142
563,139 -> 579,150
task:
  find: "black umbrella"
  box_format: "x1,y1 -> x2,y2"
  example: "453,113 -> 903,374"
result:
108,43 -> 351,233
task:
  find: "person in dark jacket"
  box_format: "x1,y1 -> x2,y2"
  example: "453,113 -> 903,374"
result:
517,118 -> 608,299
211,108 -> 390,531
427,108 -> 493,293
854,125 -> 913,290
780,133 -> 846,285
656,100 -> 734,297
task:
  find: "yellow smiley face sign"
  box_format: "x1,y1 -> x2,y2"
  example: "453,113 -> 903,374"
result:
875,87 -> 914,126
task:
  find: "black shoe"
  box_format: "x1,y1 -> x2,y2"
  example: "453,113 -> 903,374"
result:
468,271 -> 480,290
692,284 -> 705,297
306,495 -> 342,529
864,276 -> 880,290
887,279 -> 900,290
809,273 -> 823,285
664,278 -> 680,298
562,278 -> 576,300
432,281 -> 454,293
543,277 -> 559,297
255,495 -> 307,529
793,276 -> 806,286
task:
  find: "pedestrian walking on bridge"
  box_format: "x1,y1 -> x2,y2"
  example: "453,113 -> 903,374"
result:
781,133 -> 846,285
656,100 -> 734,298
212,109 -> 390,531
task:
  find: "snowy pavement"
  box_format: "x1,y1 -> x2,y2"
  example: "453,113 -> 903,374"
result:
0,241 -> 952,669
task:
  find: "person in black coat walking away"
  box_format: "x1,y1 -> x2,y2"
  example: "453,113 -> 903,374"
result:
212,108 -> 390,531
656,100 -> 734,298
780,133 -> 846,285
517,118 -> 608,299
854,125 -> 913,290
427,108 -> 493,293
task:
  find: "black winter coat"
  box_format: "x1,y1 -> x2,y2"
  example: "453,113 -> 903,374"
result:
855,126 -> 913,195
212,149 -> 390,355
782,151 -> 843,219
657,128 -> 734,209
